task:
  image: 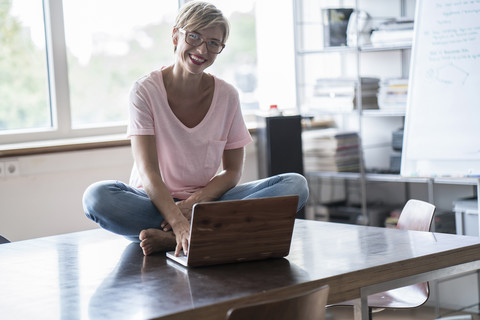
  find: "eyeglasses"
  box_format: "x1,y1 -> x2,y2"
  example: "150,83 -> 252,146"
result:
178,28 -> 225,54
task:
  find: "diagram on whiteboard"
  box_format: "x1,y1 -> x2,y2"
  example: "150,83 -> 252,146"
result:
432,63 -> 469,85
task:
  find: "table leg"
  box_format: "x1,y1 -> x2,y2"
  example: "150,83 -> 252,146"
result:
353,295 -> 369,320
477,270 -> 480,314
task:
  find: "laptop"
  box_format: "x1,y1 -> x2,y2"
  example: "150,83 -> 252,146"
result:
166,195 -> 299,267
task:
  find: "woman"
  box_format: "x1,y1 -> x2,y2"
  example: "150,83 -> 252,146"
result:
82,1 -> 308,257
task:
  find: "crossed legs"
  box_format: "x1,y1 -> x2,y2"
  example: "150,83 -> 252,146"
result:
83,173 -> 309,255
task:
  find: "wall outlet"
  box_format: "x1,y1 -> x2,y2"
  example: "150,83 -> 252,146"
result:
5,160 -> 20,176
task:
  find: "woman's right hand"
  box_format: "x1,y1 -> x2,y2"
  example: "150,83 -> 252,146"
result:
171,217 -> 190,256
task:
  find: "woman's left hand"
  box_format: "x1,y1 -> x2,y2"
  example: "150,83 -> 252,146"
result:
176,200 -> 193,220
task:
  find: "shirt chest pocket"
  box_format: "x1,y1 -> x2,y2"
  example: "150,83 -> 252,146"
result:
204,140 -> 227,170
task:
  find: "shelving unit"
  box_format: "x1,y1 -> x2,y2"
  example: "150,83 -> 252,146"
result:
293,0 -> 478,227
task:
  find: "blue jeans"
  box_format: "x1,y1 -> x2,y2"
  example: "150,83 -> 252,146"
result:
82,173 -> 309,242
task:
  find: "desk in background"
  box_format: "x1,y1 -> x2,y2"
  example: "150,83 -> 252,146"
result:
1,220 -> 480,320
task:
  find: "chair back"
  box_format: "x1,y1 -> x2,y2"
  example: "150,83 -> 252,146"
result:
396,199 -> 435,232
0,235 -> 10,244
226,285 -> 329,320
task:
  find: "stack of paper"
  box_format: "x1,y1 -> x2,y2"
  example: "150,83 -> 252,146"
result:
377,78 -> 408,111
370,18 -> 414,47
309,78 -> 379,112
359,78 -> 381,109
303,129 -> 361,172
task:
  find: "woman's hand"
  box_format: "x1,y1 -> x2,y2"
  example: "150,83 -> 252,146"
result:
176,200 -> 193,221
170,217 -> 190,256
161,200 -> 193,231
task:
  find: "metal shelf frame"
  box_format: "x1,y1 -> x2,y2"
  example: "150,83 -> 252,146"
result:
293,0 -> 415,224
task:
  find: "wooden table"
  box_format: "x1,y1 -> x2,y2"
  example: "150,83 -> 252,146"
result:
1,219 -> 480,320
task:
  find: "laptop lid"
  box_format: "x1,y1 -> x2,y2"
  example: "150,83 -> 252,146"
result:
166,195 -> 299,267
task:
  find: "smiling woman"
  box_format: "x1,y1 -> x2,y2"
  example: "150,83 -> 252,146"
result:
81,1 -> 308,257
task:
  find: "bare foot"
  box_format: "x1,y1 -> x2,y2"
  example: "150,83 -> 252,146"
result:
139,228 -> 176,256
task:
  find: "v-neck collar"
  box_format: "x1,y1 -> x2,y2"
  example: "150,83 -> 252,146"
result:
159,74 -> 217,132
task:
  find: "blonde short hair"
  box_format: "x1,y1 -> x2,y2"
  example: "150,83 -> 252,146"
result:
174,1 -> 230,43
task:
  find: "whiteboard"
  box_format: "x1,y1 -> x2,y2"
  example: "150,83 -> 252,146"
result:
401,0 -> 480,178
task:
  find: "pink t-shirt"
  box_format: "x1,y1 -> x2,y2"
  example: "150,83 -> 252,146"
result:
127,70 -> 253,199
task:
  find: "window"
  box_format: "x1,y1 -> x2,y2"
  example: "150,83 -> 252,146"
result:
205,0 -> 259,111
0,0 -> 50,132
0,0 -> 179,144
63,0 -> 177,129
0,0 -> 264,146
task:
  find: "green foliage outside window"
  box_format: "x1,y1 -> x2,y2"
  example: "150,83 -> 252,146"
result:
0,0 -> 50,131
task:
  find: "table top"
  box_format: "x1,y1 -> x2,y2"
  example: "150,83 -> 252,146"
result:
2,219 -> 480,320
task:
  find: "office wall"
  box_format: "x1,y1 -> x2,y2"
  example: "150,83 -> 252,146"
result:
0,147 -> 133,241
0,141 -> 258,242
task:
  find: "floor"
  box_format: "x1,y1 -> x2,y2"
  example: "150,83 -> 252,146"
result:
327,305 -> 479,320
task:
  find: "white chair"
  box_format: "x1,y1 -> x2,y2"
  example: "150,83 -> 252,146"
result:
331,199 -> 436,319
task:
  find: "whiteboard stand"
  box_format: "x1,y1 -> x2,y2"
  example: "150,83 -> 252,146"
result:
433,178 -> 480,318
358,136 -> 368,226
477,179 -> 480,238
428,178 -> 435,232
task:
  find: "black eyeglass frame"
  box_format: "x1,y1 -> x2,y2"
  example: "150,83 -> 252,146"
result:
178,28 -> 225,54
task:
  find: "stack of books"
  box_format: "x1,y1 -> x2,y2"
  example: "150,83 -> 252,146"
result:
310,77 -> 380,112
370,18 -> 414,47
303,129 -> 361,172
377,78 -> 409,111
359,77 -> 381,109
